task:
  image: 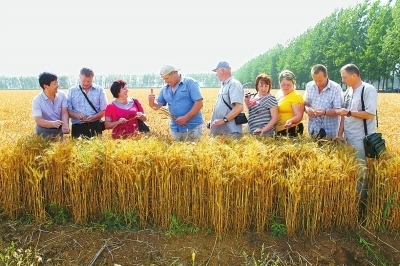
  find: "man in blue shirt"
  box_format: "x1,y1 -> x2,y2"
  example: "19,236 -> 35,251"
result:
148,65 -> 204,141
32,72 -> 70,139
67,68 -> 108,138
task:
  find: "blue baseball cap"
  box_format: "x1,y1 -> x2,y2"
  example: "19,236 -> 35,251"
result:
212,61 -> 231,72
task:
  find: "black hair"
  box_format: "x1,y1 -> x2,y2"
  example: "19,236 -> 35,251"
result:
110,79 -> 127,98
38,72 -> 57,89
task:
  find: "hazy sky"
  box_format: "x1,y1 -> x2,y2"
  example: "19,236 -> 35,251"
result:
1,0 -> 366,77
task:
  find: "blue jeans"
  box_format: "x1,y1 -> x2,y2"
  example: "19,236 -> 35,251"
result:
170,124 -> 203,141
35,125 -> 63,139
347,138 -> 367,203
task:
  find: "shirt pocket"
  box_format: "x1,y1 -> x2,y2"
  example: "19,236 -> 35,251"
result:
351,99 -> 362,111
343,94 -> 351,109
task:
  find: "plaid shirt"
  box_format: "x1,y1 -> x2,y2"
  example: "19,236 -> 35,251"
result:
304,80 -> 343,138
67,84 -> 108,125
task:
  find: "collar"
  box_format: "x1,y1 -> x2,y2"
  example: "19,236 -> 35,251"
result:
168,75 -> 183,90
222,76 -> 233,86
314,79 -> 332,91
353,82 -> 364,91
41,91 -> 56,100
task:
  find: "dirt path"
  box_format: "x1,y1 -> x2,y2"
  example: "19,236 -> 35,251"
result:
1,222 -> 399,265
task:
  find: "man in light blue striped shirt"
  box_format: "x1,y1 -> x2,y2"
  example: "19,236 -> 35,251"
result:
304,64 -> 343,138
67,68 -> 108,138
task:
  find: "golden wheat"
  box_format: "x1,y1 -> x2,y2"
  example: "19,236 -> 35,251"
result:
0,89 -> 399,236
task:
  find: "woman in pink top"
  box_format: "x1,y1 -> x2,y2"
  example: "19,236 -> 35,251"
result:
104,79 -> 147,139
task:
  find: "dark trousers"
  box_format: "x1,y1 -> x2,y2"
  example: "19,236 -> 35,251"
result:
276,123 -> 304,137
71,121 -> 103,138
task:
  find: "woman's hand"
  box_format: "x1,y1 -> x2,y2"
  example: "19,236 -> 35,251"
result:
253,128 -> 262,135
136,112 -> 145,120
284,119 -> 293,128
118,118 -> 128,124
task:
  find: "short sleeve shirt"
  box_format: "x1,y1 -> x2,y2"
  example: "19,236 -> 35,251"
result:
304,79 -> 343,138
105,98 -> 145,139
32,91 -> 67,121
156,76 -> 203,132
248,94 -> 278,133
275,90 -> 304,132
67,84 -> 108,125
210,77 -> 244,135
343,82 -> 377,141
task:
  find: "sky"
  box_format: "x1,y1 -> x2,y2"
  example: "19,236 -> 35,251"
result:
0,0 -> 367,77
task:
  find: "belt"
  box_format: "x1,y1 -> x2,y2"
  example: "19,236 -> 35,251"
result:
37,125 -> 62,130
72,121 -> 100,127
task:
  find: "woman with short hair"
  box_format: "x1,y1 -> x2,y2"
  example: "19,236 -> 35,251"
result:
104,79 -> 147,139
275,70 -> 305,137
245,73 -> 279,136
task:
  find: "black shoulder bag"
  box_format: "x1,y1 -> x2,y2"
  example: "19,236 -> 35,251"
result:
133,99 -> 150,133
361,86 -> 385,158
222,85 -> 248,125
79,85 -> 105,131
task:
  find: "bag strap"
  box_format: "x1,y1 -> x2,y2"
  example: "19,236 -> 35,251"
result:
79,85 -> 99,113
222,84 -> 233,110
132,98 -> 139,111
360,86 -> 368,136
360,85 -> 379,137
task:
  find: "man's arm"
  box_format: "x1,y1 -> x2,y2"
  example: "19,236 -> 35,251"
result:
61,107 -> 70,133
336,108 -> 375,119
225,102 -> 244,121
175,99 -> 203,125
34,116 -> 62,128
148,88 -> 164,110
337,116 -> 344,137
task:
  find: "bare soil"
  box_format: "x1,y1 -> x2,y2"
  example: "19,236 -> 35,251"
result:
1,222 -> 400,265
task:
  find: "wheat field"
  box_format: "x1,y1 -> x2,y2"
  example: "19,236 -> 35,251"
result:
0,89 -> 399,236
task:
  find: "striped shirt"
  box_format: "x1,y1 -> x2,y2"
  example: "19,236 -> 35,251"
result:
248,94 -> 278,133
304,80 -> 343,138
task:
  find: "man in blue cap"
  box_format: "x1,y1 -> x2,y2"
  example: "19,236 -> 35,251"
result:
209,61 -> 244,137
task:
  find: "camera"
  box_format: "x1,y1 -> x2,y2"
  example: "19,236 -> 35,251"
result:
316,128 -> 327,139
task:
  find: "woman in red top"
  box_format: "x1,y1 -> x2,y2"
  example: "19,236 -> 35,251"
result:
104,79 -> 147,139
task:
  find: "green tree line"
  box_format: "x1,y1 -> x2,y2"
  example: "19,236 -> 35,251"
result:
235,0 -> 400,91
0,73 -> 221,90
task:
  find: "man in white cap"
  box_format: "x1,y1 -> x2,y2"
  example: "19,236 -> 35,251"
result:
148,65 -> 204,141
209,61 -> 244,137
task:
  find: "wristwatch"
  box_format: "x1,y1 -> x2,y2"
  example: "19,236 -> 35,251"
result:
346,110 -> 352,117
223,116 -> 229,123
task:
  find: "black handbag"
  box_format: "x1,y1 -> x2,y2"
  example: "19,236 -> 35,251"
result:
361,87 -> 386,158
79,85 -> 105,131
133,99 -> 150,133
234,112 -> 248,125
221,85 -> 248,125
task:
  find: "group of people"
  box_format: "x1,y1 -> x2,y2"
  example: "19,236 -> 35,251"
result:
33,68 -> 147,140
32,63 -> 377,148
33,62 -> 377,214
